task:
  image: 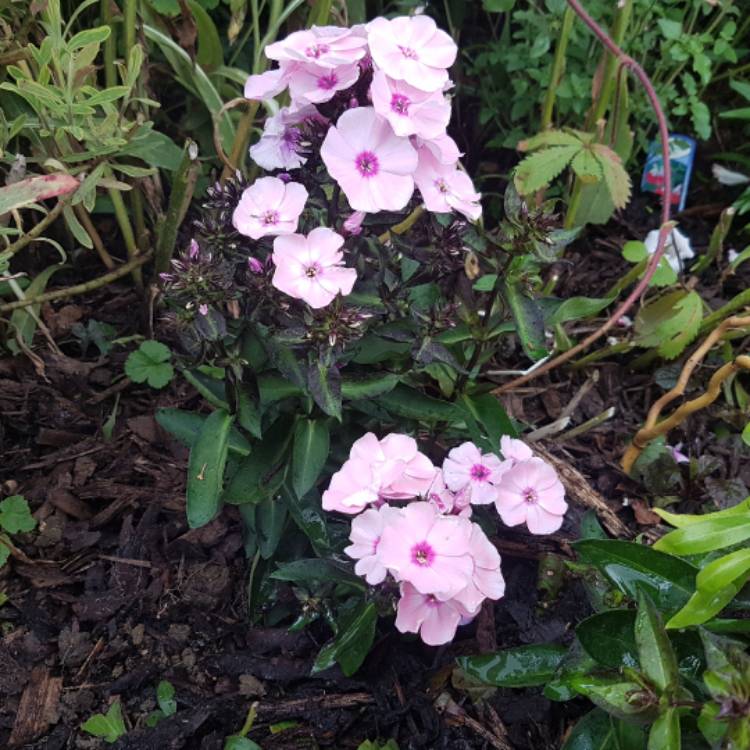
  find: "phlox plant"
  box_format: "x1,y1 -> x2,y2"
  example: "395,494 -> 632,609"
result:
155,15 -> 571,672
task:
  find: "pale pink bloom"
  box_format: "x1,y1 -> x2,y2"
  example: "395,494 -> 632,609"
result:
442,442 -> 508,505
233,177 -> 308,240
495,457 -> 567,535
322,432 -> 435,514
426,471 -> 472,517
271,227 -> 356,308
249,104 -> 325,171
320,107 -> 418,213
395,582 -> 470,645
265,25 -> 368,68
499,435 -> 533,465
415,133 -> 462,165
370,71 -> 450,139
244,64 -> 296,101
378,501 -> 473,597
414,145 -> 482,221
367,15 -> 457,92
453,524 -> 505,613
345,505 -> 401,584
342,210 -> 366,236
289,62 -> 361,104
669,443 -> 689,464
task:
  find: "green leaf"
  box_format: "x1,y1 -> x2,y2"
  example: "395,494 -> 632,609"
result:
571,148 -> 603,184
594,145 -> 632,210
312,602 -> 377,676
623,241 -> 647,263
8,264 -> 65,352
187,0 -> 223,70
155,408 -> 251,456
514,145 -> 581,194
635,591 -> 679,693
634,291 -> 703,360
308,360 -> 342,420
0,542 -> 10,568
186,409 -> 234,528
374,385 -> 462,422
224,417 -> 294,505
256,496 -> 287,559
576,610 -> 638,669
561,709 -> 620,750
121,127 -> 185,171
545,296 -> 614,326
0,496 -> 36,534
457,644 -> 568,688
483,0 -> 515,11
224,738 -> 262,750
68,26 -> 111,49
519,130 -> 583,151
503,281 -> 547,361
647,708 -> 680,750
653,498 -> 750,528
654,515 -> 750,555
342,372 -> 400,401
473,274 -> 498,292
460,393 -> 517,450
282,486 -> 331,556
156,680 -> 176,717
292,419 -> 330,499
658,18 -> 682,40
237,386 -> 262,440
742,423 -> 750,447
82,702 -> 127,744
574,539 -> 698,613
125,340 -> 174,389
569,674 -> 654,722
271,559 -> 365,590
0,173 -> 78,213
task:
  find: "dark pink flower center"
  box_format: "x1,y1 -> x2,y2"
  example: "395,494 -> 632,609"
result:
398,45 -> 418,60
411,541 -> 435,567
317,72 -> 338,90
470,464 -> 491,482
390,93 -> 410,115
305,262 -> 323,278
425,594 -> 440,608
522,487 -> 538,504
261,209 -> 280,225
355,150 -> 379,178
305,43 -> 330,59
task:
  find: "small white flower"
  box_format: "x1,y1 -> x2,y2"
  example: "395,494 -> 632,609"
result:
712,164 -> 750,187
644,227 -> 694,273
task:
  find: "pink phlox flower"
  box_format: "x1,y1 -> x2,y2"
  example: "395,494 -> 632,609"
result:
344,505 -> 401,585
495,457 -> 568,535
377,501 -> 473,597
271,227 -> 356,308
426,470 -> 472,518
367,15 -> 457,92
322,457 -> 379,514
414,144 -> 482,221
232,176 -> 308,240
442,442 -> 509,505
395,582 -> 472,646
499,435 -> 533,465
320,106 -> 418,213
244,63 -> 297,101
249,104 -> 325,171
370,70 -> 450,139
342,210 -> 366,236
265,25 -> 368,68
289,62 -> 361,104
669,443 -> 690,464
414,133 -> 462,165
452,523 -> 505,613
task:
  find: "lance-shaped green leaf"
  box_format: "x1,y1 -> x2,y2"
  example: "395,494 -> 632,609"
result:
461,393 -> 517,450
312,602 -> 377,676
569,674 -> 655,723
653,498 -> 750,529
341,372 -> 400,400
654,514 -> 750,555
292,419 -> 330,499
375,385 -> 463,422
647,708 -> 681,750
256,496 -> 287,559
635,591 -> 679,694
186,409 -> 234,528
155,408 -> 251,456
457,644 -> 568,688
308,360 -> 342,420
503,281 -> 547,361
271,559 -> 365,590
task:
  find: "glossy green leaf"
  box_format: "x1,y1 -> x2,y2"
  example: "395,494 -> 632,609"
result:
312,602 -> 377,676
341,372 -> 401,401
653,515 -> 750,555
256,496 -> 287,559
271,559 -> 365,590
457,644 -> 567,688
182,368 -> 229,410
561,709 -> 629,750
503,281 -> 547,361
574,540 -> 698,613
569,674 -> 654,722
237,386 -> 262,439
546,296 -> 614,327
576,610 -> 638,669
308,360 -> 342,420
653,498 -> 750,529
647,708 -> 680,750
186,409 -> 234,528
635,591 -> 679,693
155,408 -> 251,456
461,393 -> 517,450
0,496 -> 36,534
282,486 -> 331,556
292,419 -> 330,499
375,385 -> 462,422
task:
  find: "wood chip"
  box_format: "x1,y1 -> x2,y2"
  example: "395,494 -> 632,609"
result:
8,667 -> 62,747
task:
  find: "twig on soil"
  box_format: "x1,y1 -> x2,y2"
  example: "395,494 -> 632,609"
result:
556,406 -> 616,442
435,693 -> 514,750
74,637 -> 105,682
492,0 -> 673,395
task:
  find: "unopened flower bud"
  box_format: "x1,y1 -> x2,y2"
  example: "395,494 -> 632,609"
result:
343,211 -> 366,236
188,239 -> 200,260
248,256 -> 263,274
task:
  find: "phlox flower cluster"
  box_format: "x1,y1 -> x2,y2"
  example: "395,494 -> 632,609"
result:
322,432 -> 567,646
231,16 -> 482,310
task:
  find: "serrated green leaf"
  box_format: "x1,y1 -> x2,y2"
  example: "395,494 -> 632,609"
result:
0,496 -> 36,534
634,291 -> 703,360
571,148 -> 603,184
519,130 -> 583,151
594,145 -> 631,210
514,145 -> 581,194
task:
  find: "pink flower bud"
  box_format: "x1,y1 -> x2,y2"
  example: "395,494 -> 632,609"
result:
198,303 -> 209,316
342,210 -> 366,236
247,256 -> 264,274
188,239 -> 200,260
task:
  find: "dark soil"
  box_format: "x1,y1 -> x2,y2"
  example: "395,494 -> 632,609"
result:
2,188 -> 749,749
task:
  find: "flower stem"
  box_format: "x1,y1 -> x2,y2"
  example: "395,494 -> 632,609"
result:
540,6 -> 575,130
3,199 -> 67,259
108,184 -> 144,292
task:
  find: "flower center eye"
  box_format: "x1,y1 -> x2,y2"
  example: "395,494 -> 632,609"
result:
411,542 -> 434,567
390,93 -> 410,115
398,45 -> 418,60
261,210 -> 280,225
435,179 -> 449,194
470,464 -> 491,481
317,72 -> 338,90
355,150 -> 379,178
523,487 -> 538,504
305,43 -> 330,58
305,262 -> 322,278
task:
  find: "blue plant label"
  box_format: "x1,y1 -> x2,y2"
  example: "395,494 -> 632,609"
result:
641,134 -> 696,213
